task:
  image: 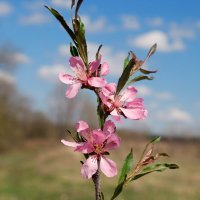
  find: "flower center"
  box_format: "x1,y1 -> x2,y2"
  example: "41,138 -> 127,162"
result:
113,96 -> 121,107
94,143 -> 104,155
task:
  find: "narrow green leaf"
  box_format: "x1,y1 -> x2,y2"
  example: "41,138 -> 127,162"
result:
75,0 -> 84,19
129,75 -> 154,84
132,163 -> 179,181
66,129 -> 78,142
76,132 -> 83,142
101,192 -> 104,200
116,58 -> 136,95
142,163 -> 166,172
110,182 -> 124,200
70,43 -> 79,56
123,52 -> 130,69
147,43 -> 157,58
166,163 -> 179,169
72,18 -> 88,65
118,149 -> 133,184
96,44 -> 103,60
140,68 -> 157,74
158,153 -> 169,157
150,136 -> 161,144
45,6 -> 76,42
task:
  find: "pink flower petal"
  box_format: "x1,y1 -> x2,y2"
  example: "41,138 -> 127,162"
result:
112,115 -> 121,121
120,107 -> 148,120
59,73 -> 75,84
91,130 -> 106,145
89,60 -> 101,74
75,120 -> 89,132
69,57 -> 87,81
75,142 -> 94,154
88,77 -> 106,87
81,156 -> 98,179
110,109 -> 120,121
69,56 -> 84,68
65,83 -> 81,98
120,86 -> 137,102
102,83 -> 116,96
126,98 -> 144,108
104,134 -> 120,151
101,62 -> 109,76
61,139 -> 80,148
100,156 -> 117,177
103,120 -> 116,135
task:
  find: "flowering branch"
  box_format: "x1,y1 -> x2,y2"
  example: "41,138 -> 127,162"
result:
45,1 -> 179,200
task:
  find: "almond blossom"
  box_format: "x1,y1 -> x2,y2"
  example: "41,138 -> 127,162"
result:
59,56 -> 109,98
61,120 -> 120,179
100,83 -> 148,121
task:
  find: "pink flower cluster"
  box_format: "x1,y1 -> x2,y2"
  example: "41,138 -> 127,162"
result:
59,56 -> 109,98
100,83 -> 147,121
60,56 -> 148,179
61,120 -> 120,179
59,56 -> 147,121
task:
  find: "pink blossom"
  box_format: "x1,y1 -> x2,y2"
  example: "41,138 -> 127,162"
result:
61,120 -> 120,179
59,56 -> 109,98
100,83 -> 148,121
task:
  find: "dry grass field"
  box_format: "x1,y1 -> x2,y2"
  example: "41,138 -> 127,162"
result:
0,135 -> 200,200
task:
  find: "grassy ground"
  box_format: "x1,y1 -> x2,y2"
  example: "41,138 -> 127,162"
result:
0,137 -> 200,200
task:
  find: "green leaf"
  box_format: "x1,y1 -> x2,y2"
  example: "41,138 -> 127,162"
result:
72,18 -> 88,66
147,43 -> 157,58
70,43 -> 79,56
132,163 -> 179,181
118,149 -> 133,184
66,129 -> 78,142
101,192 -> 104,200
96,44 -> 103,60
123,52 -> 130,69
44,6 -> 76,43
75,0 -> 84,19
110,182 -> 124,200
129,75 -> 154,84
150,136 -> 161,144
140,68 -> 157,74
116,58 -> 136,95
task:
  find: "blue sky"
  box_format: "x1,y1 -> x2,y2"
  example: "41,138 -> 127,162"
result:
1,0 -> 200,136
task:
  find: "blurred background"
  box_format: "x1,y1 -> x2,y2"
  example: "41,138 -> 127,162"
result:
0,0 -> 200,199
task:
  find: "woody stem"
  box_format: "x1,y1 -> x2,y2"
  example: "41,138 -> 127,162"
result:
93,157 -> 101,200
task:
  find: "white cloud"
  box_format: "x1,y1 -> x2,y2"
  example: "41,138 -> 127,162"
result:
136,85 -> 153,96
157,107 -> 193,123
51,0 -> 71,8
19,13 -> 50,25
169,23 -> 195,39
0,70 -> 15,83
130,30 -> 185,52
38,63 -> 67,81
0,2 -> 13,16
136,85 -> 174,100
147,17 -> 163,27
155,92 -> 174,100
121,15 -> 140,30
12,52 -> 30,64
58,44 -> 70,57
81,15 -> 114,33
0,51 -> 30,67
